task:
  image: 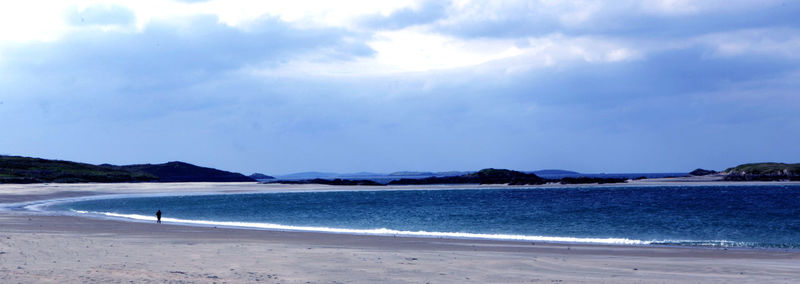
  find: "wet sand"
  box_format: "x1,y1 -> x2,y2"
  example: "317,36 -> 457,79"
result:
1,182 -> 799,283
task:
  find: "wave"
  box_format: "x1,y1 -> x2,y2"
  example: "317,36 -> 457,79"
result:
68,210 -> 788,248
71,210 -> 650,245
650,240 -> 759,248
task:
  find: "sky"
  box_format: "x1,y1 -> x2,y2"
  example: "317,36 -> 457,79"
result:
1,0 -> 799,175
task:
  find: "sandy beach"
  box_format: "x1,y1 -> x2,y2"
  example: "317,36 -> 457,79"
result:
2,182 -> 800,283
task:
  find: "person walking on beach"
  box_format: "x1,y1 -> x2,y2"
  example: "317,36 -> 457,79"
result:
156,209 -> 162,224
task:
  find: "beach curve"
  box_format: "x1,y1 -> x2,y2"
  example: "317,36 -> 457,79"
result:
1,182 -> 800,283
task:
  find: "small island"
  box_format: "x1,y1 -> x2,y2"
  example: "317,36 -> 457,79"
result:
388,168 -> 548,185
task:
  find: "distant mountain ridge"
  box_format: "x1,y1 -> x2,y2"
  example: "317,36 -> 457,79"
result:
276,171 -> 341,179
0,155 -> 254,183
388,171 -> 470,177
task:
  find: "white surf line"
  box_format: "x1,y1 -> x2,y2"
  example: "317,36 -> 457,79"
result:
71,210 -> 652,246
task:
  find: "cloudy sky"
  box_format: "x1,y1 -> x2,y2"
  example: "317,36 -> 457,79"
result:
1,0 -> 798,175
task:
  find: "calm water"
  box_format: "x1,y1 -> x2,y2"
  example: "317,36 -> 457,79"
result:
49,185 -> 800,248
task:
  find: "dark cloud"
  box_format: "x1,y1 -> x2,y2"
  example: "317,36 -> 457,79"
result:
0,14 -> 375,134
445,46 -> 799,113
5,15 -> 372,94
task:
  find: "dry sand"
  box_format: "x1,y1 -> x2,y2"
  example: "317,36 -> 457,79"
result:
1,182 -> 799,283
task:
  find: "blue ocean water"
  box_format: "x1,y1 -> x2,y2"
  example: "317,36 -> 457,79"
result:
48,185 -> 800,248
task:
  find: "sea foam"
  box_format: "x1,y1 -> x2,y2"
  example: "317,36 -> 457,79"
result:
72,210 -> 650,245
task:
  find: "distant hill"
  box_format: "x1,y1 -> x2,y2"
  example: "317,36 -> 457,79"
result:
388,171 -> 435,176
388,171 -> 471,177
263,178 -> 382,186
389,168 -> 546,185
102,161 -> 255,182
0,155 -> 157,183
0,155 -> 255,184
724,163 -> 800,181
276,171 -> 341,179
689,168 -> 717,176
434,171 -> 472,176
531,169 -> 580,175
346,172 -> 384,177
249,173 -> 275,180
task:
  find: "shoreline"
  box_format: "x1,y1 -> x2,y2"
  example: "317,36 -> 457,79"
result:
5,181 -> 800,249
2,182 -> 800,282
4,211 -> 798,283
16,192 -> 800,251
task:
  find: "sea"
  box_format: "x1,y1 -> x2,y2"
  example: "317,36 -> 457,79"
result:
43,184 -> 800,249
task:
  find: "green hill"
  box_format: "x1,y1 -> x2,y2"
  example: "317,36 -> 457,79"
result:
0,155 -> 157,183
0,155 -> 255,183
102,161 -> 254,182
724,162 -> 800,181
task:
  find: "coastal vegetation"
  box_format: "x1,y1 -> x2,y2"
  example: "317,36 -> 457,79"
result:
0,156 -> 254,183
101,161 -> 255,182
0,155 -> 157,183
724,163 -> 800,181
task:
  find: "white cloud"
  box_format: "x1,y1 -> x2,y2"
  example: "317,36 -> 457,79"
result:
366,29 -> 523,72
0,0 -> 422,43
0,1 -> 72,43
203,0 -> 421,28
0,0 -> 793,78
253,31 -> 641,77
